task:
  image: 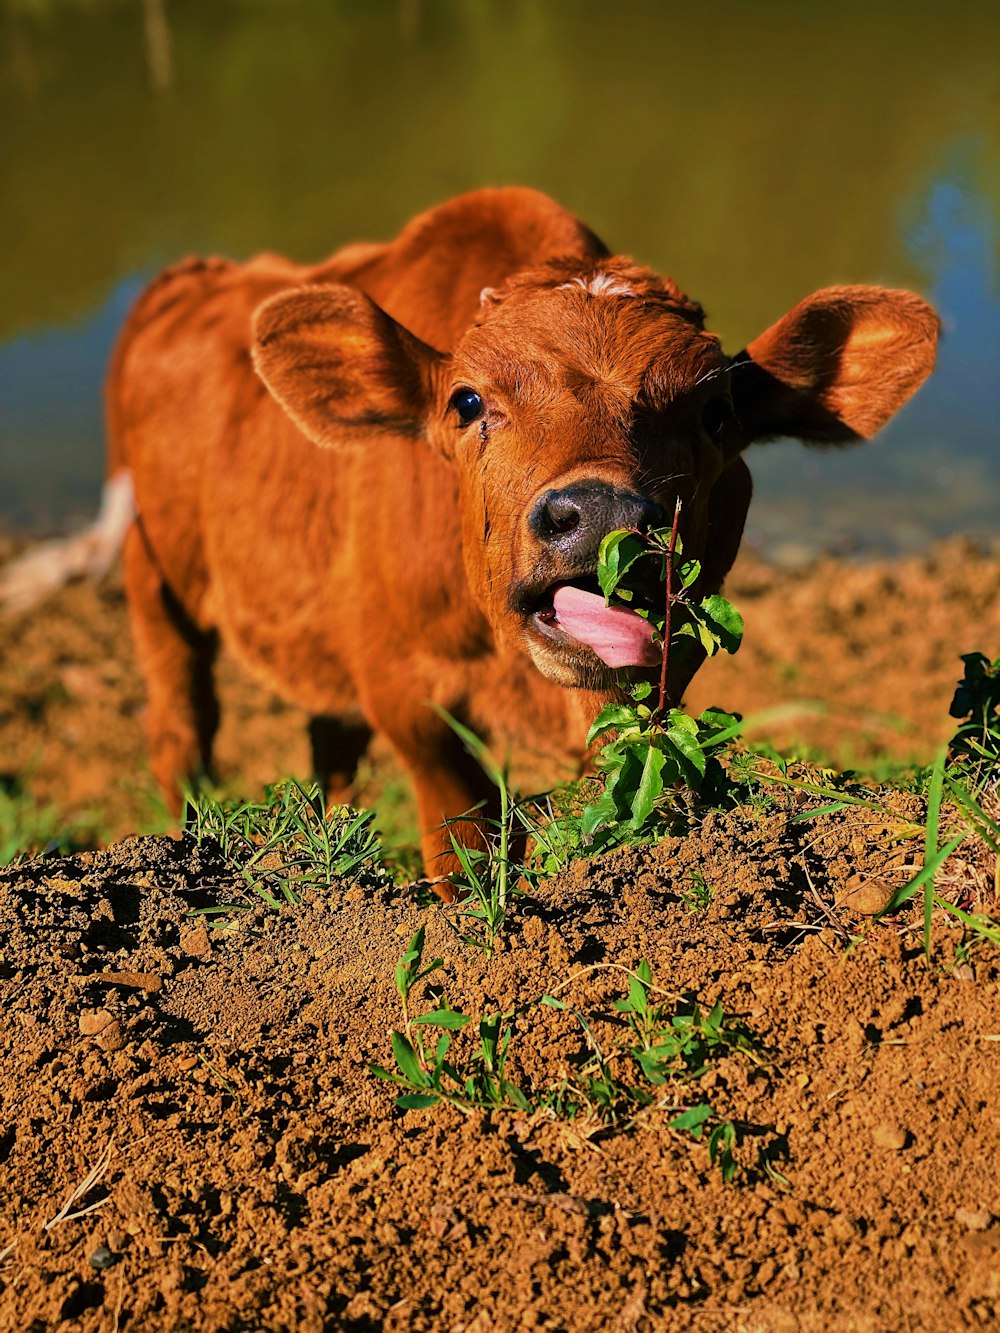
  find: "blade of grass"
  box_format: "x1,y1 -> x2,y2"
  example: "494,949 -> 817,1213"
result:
922,750 -> 946,960
932,896 -> 1000,946
879,834 -> 965,917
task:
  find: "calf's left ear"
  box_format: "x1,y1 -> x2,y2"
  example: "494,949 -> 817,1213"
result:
253,284 -> 445,448
730,285 -> 940,447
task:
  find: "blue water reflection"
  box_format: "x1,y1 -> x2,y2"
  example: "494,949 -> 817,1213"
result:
745,162 -> 1000,557
0,276 -> 147,530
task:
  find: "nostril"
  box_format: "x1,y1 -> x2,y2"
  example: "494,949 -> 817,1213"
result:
531,490 -> 583,540
545,497 -> 582,534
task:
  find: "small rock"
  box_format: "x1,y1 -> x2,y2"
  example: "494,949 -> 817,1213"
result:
96,1020 -> 125,1052
88,1244 -> 117,1270
91,970 -> 162,993
956,1207 -> 993,1232
79,1009 -> 115,1037
179,921 -> 212,958
176,1055 -> 199,1071
872,1123 -> 909,1151
840,875 -> 892,916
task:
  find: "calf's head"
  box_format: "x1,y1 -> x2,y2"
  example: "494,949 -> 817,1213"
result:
253,258 -> 938,692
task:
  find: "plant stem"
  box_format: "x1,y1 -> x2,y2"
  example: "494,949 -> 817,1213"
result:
657,497 -> 683,718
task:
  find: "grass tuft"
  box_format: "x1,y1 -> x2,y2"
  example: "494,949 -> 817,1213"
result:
187,777 -> 389,913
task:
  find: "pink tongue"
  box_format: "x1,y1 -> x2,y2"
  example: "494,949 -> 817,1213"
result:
551,584 -> 660,668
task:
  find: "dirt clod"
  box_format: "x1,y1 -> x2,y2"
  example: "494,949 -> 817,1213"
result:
78,1009 -> 114,1037
872,1123 -> 909,1152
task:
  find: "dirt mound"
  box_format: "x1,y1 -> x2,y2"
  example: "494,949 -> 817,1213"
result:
1,795 -> 997,1331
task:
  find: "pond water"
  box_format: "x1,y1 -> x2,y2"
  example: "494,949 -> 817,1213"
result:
1,0 -> 998,558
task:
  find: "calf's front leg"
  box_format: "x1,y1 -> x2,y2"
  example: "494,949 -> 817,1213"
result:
367,697 -> 500,897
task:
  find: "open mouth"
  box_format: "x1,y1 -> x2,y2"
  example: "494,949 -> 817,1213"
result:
526,575 -> 661,669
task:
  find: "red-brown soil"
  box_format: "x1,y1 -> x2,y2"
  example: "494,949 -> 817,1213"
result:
1,539 -> 999,1330
1,800 -> 998,1331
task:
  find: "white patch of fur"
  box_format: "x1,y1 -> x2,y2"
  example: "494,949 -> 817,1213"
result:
557,273 -> 636,298
0,470 -> 135,614
479,286 -> 497,305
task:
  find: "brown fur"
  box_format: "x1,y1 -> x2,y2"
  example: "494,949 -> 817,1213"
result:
109,187 -> 939,884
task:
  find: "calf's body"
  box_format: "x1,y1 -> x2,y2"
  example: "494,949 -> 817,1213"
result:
109,188 -> 938,878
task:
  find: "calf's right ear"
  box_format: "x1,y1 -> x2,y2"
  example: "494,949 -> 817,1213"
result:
252,284 -> 446,448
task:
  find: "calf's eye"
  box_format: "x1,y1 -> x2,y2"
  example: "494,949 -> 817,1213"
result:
451,388 -> 484,425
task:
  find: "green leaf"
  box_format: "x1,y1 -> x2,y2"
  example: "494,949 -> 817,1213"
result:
669,1103 -> 714,1136
390,1031 -> 428,1087
665,708 -> 699,736
628,745 -> 666,830
369,1064 -> 408,1085
540,995 -> 568,1010
434,1032 -> 452,1067
580,789 -> 621,843
791,801 -> 852,821
695,709 -> 743,746
394,926 -> 426,1001
479,1013 -> 501,1069
698,595 -> 744,654
635,1050 -> 670,1084
597,530 -> 649,599
663,725 -> 707,787
431,705 -> 504,786
618,970 -> 648,1016
411,1009 -> 472,1030
933,896 -> 1000,945
502,1083 -> 532,1112
708,1121 -> 738,1181
395,1092 -> 440,1110
705,1002 -> 725,1032
587,703 -> 640,747
679,558 -> 702,590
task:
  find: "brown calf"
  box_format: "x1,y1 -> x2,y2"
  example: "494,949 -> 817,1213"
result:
103,187 -> 937,879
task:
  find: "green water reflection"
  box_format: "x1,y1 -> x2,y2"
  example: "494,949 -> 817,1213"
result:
1,0 -> 998,550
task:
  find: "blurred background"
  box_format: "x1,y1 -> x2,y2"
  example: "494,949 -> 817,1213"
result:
1,0 -> 998,561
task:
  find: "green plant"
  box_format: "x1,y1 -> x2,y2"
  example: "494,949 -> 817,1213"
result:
372,936 -> 757,1180
434,708 -> 526,956
611,959 -> 763,1080
371,926 -> 530,1112
739,649 -> 1000,960
539,976 -> 750,1170
678,870 -> 712,912
187,777 -> 388,912
580,502 -> 745,851
881,746 -> 999,958
517,784 -> 593,879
